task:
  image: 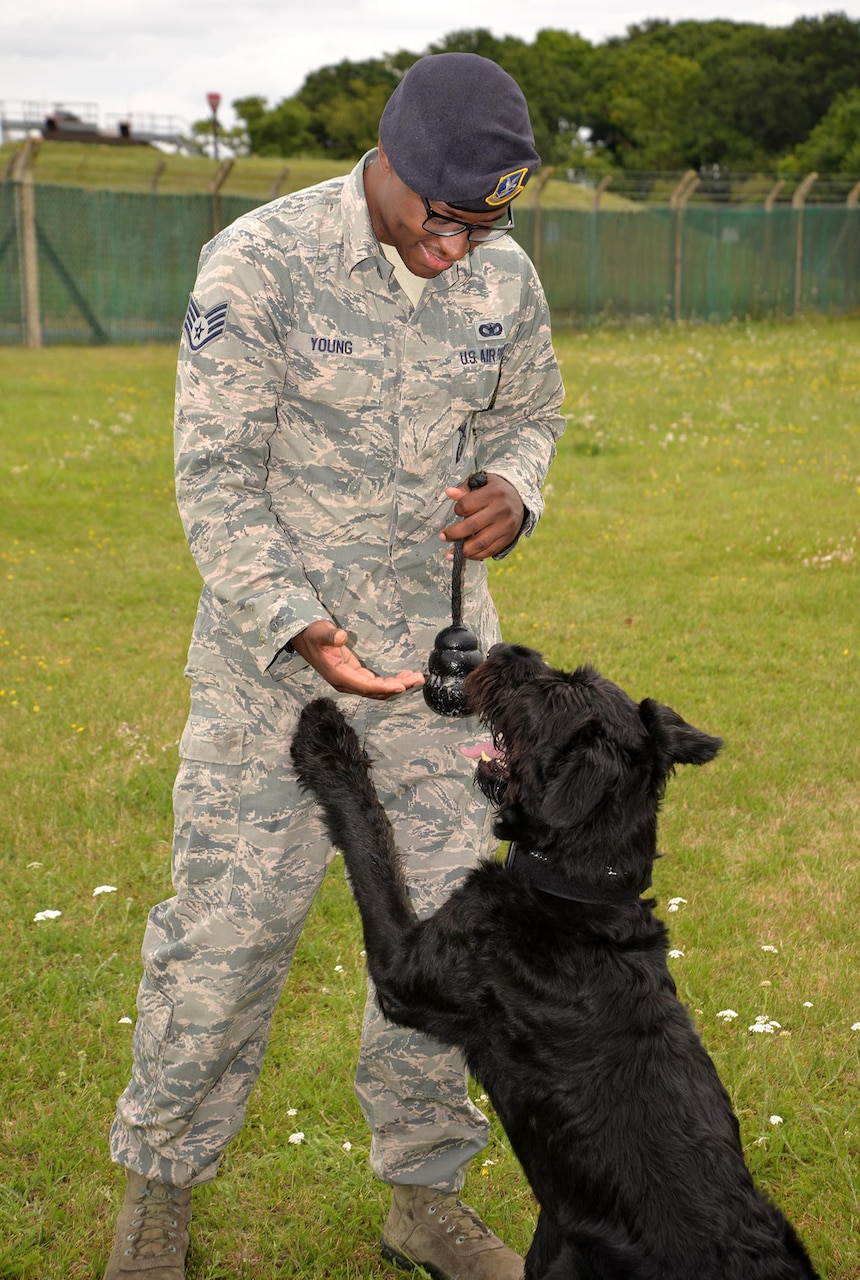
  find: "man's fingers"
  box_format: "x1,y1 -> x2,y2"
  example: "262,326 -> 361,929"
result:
291,621 -> 423,699
332,669 -> 425,699
444,533 -> 502,562
322,653 -> 425,698
394,670 -> 425,689
322,626 -> 349,648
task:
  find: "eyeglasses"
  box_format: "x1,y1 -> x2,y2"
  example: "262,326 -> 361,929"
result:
420,196 -> 514,243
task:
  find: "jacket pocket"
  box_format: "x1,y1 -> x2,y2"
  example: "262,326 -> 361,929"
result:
284,326 -> 384,414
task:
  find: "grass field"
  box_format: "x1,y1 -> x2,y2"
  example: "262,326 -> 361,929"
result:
0,318 -> 857,1278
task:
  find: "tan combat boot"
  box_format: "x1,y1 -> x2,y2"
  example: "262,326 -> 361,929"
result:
381,1185 -> 524,1280
103,1171 -> 191,1279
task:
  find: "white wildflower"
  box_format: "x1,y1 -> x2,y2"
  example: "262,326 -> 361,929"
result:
851,1022 -> 860,1032
749,1016 -> 781,1034
668,949 -> 685,959
334,964 -> 344,973
33,909 -> 61,922
93,884 -> 118,896
802,1002 -> 813,1008
342,1141 -> 352,1152
288,1132 -> 304,1145
760,944 -> 779,954
118,1017 -> 133,1025
667,897 -> 687,912
769,1115 -> 783,1126
286,1108 -> 298,1116
716,1009 -> 738,1021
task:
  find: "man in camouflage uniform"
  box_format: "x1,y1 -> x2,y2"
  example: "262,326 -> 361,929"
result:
104,52 -> 565,1280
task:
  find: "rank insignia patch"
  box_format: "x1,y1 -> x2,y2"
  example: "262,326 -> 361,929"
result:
183,296 -> 229,351
485,167 -> 529,207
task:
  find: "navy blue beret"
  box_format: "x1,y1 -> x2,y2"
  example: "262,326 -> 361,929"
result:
378,53 -> 540,213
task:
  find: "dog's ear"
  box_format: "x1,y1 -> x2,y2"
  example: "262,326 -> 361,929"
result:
639,699 -> 723,769
539,730 -> 621,829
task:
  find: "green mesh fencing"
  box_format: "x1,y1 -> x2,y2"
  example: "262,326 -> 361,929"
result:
1,183 -> 858,345
512,206 -> 860,323
0,184 -> 260,345
0,182 -> 23,341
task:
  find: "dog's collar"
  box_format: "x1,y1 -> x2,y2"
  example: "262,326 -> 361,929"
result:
505,842 -> 646,905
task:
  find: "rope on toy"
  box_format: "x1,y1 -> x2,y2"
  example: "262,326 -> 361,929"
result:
423,471 -> 487,718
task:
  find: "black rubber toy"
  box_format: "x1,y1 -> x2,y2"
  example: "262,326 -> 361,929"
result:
423,472 -> 487,717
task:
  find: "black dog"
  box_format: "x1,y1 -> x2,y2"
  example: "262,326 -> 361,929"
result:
291,643 -> 818,1280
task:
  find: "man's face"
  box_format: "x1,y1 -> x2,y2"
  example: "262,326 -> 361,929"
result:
366,144 -> 511,279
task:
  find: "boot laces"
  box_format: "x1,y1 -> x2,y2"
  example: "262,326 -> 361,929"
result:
124,1181 -> 186,1259
425,1193 -> 491,1245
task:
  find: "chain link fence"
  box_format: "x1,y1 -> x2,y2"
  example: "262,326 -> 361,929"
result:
2,180 -> 858,345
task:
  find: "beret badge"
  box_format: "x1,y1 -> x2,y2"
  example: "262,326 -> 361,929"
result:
485,167 -> 529,207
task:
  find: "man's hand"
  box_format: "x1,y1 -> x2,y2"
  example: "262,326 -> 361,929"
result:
440,472 -> 525,561
290,620 -> 425,699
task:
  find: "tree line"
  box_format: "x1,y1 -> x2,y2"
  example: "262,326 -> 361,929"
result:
196,15 -> 860,175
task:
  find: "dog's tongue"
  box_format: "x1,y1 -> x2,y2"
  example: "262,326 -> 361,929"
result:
460,740 -> 500,761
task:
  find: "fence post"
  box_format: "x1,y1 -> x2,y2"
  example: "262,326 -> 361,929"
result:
270,166 -> 290,200
11,138 -> 42,349
792,172 -> 817,315
764,179 -> 785,212
592,174 -> 612,212
671,170 -> 699,323
587,177 -> 613,323
210,158 -> 235,237
762,180 -> 785,307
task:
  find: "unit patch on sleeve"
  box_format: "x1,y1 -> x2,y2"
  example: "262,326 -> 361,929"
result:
183,296 -> 229,351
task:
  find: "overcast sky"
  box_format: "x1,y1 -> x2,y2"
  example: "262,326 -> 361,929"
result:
2,0 -> 857,132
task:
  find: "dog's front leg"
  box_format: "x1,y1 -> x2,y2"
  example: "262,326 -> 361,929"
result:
291,699 -> 417,978
291,700 -> 485,1039
524,1209 -> 575,1280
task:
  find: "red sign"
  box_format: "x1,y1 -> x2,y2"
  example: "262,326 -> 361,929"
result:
206,93 -> 221,112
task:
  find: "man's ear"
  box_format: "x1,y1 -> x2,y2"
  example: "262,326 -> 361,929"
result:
639,699 -> 723,769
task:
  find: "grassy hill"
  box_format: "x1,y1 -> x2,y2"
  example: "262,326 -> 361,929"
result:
0,140 -> 637,209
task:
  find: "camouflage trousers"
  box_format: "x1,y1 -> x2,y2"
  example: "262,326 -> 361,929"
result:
109,667 -> 495,1190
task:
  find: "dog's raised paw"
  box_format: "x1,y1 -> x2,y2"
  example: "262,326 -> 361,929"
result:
291,698 -> 344,768
291,698 -> 366,786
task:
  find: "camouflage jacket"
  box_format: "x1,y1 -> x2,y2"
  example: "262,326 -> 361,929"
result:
175,152 -> 565,688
